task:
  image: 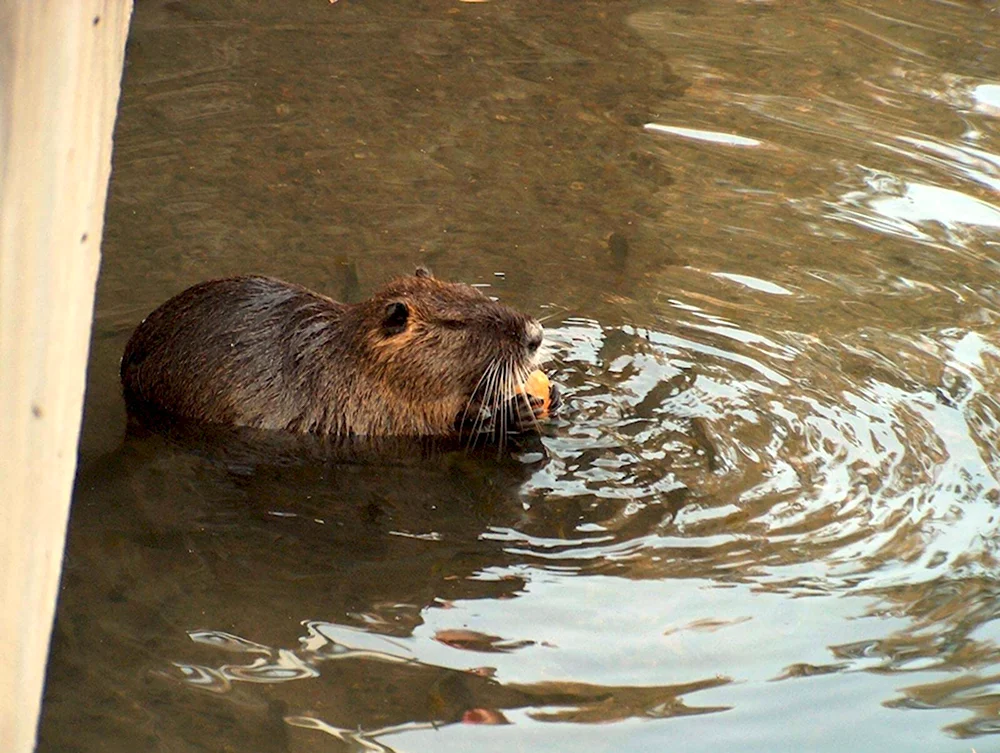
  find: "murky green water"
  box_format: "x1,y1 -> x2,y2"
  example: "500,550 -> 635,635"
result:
39,0 -> 1000,750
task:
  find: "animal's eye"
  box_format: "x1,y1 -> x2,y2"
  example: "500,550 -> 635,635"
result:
439,319 -> 467,330
383,301 -> 409,335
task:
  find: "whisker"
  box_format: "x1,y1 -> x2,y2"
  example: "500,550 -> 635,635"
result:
515,360 -> 541,435
496,359 -> 511,456
468,359 -> 499,449
535,305 -> 572,324
462,358 -> 496,434
488,359 -> 507,452
487,362 -> 503,439
464,349 -> 549,454
462,362 -> 487,448
482,359 -> 504,442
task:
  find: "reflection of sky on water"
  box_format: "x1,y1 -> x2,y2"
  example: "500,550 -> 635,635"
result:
888,136 -> 1000,194
644,123 -> 765,149
867,182 -> 1000,229
833,170 -> 1000,245
711,273 -> 794,296
974,84 -> 1000,117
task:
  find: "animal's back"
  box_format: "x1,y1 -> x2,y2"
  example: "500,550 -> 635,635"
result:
121,276 -> 348,431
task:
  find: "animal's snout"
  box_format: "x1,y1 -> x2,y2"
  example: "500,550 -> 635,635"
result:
522,319 -> 544,354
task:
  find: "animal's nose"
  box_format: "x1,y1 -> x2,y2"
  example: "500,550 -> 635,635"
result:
523,319 -> 544,353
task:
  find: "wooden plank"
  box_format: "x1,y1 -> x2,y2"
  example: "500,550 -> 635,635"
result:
0,2 -> 132,750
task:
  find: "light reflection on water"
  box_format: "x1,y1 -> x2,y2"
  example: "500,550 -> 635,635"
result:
37,0 -> 1000,751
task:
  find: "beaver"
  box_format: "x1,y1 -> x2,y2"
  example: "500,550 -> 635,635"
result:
120,268 -> 558,438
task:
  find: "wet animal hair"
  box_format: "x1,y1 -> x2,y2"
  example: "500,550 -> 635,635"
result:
121,268 -> 549,438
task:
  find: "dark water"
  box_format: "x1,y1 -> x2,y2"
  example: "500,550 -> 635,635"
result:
39,0 -> 1000,751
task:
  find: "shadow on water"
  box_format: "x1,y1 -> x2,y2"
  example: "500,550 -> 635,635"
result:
37,0 -> 1000,750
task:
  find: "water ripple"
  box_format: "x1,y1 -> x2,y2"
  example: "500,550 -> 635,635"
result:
533,313 -> 1000,598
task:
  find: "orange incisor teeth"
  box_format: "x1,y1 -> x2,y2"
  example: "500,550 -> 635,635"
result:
520,370 -> 551,417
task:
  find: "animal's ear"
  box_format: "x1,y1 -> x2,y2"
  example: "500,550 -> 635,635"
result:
383,300 -> 410,335
414,266 -> 432,279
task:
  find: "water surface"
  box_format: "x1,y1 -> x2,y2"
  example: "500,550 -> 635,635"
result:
40,0 -> 1000,750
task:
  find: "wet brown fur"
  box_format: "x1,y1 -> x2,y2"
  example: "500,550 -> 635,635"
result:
120,269 -> 545,437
